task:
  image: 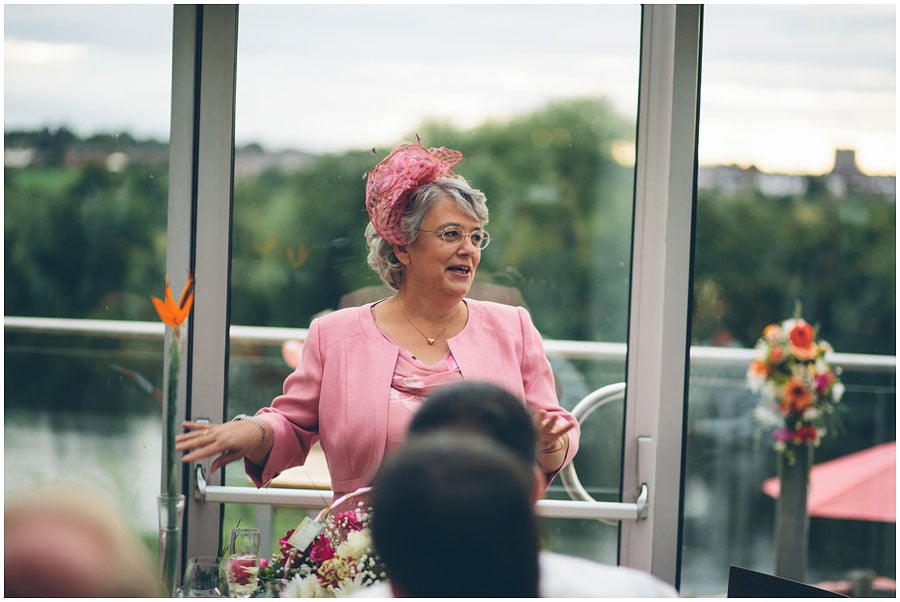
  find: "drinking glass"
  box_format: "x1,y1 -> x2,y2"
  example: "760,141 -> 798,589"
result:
182,556 -> 224,597
225,528 -> 260,598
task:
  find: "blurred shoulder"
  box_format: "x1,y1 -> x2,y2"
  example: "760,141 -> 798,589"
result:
539,551 -> 679,597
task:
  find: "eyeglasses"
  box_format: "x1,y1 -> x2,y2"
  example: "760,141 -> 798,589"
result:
420,226 -> 491,250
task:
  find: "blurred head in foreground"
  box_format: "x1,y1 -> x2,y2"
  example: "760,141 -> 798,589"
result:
5,484 -> 164,597
371,433 -> 540,597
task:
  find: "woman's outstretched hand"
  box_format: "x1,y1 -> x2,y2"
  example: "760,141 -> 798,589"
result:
176,419 -> 272,474
533,409 -> 577,473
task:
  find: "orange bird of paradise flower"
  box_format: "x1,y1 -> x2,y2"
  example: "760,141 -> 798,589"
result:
152,272 -> 195,330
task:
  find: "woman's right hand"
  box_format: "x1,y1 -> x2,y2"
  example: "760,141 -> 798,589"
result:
175,419 -> 272,474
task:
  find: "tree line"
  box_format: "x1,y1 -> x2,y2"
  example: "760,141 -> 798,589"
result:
5,98 -> 896,356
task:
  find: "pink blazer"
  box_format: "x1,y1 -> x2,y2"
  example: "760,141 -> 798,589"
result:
249,298 -> 580,497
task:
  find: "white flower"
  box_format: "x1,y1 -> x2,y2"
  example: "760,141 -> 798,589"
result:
284,573 -> 328,598
802,407 -> 820,421
747,371 -> 765,393
832,382 -> 845,402
754,405 -> 782,428
337,529 -> 372,560
333,571 -> 369,597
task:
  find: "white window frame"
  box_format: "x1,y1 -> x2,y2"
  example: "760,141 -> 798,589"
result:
168,4 -> 702,589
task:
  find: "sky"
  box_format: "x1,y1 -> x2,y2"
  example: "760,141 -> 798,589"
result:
3,3 -> 896,175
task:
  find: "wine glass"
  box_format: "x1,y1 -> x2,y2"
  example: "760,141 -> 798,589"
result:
182,556 -> 224,597
225,528 -> 261,598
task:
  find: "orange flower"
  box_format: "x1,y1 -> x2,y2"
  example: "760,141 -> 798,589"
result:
748,359 -> 770,379
789,320 -> 814,347
780,377 -> 813,414
152,272 -> 195,330
789,320 -> 817,359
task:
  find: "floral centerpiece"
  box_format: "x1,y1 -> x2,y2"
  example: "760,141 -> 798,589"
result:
747,315 -> 844,462
255,490 -> 386,598
747,313 -> 845,581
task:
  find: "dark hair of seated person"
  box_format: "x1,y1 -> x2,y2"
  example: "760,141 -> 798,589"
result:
408,380 -> 537,467
370,433 -> 540,598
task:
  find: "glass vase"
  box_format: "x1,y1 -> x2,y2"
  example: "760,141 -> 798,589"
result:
774,444 -> 812,582
158,493 -> 186,596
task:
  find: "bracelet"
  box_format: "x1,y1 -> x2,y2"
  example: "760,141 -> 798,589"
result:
540,438 -> 566,454
232,414 -> 267,443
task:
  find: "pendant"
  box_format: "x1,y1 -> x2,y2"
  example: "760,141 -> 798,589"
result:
426,338 -> 436,345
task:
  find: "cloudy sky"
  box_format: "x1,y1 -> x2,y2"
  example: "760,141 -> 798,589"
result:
4,3 -> 896,175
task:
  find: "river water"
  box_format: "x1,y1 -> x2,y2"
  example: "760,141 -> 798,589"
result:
5,409 -> 163,537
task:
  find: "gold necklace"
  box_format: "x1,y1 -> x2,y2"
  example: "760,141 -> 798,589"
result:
398,298 -> 461,345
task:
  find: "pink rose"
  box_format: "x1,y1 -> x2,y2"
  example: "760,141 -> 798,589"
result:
769,346 -> 784,364
309,535 -> 335,563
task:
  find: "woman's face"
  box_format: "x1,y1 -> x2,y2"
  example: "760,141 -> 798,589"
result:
396,197 -> 483,300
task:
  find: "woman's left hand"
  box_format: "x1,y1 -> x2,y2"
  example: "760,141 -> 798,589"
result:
534,409 -> 577,460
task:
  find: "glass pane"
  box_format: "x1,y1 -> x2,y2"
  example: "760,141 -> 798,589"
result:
684,5 -> 896,596
229,4 -> 640,563
4,3 -> 173,556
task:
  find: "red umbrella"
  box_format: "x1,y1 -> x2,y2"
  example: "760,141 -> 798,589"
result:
762,441 -> 896,523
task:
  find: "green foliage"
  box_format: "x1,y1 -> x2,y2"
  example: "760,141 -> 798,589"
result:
692,190 -> 896,354
5,162 -> 168,320
3,99 -> 896,356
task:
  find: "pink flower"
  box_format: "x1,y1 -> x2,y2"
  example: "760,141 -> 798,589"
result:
769,346 -> 784,364
309,535 -> 335,563
279,529 -> 296,556
773,428 -> 793,442
334,511 -> 364,532
814,371 -> 835,394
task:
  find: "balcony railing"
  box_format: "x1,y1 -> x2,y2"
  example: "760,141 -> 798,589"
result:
5,315 -> 895,525
6,316 -> 894,372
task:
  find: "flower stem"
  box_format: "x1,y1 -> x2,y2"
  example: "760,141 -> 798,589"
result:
165,335 -> 180,503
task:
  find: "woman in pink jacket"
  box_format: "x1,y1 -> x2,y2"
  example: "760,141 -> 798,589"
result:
177,142 -> 579,501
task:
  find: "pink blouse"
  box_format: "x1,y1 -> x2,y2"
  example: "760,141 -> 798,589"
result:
380,331 -> 464,452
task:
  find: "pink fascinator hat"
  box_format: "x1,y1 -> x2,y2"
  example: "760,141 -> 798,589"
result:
365,142 -> 463,245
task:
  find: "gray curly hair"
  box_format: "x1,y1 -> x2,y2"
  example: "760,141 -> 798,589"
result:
366,177 -> 489,290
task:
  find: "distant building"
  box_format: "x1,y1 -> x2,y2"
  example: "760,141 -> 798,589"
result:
232,147 -> 314,178
825,148 -> 895,198
4,147 -> 35,168
697,163 -> 808,197
698,148 -> 895,200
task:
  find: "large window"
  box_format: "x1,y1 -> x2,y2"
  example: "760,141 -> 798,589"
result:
682,5 -> 895,596
4,5 -> 894,596
225,3 -> 642,566
4,5 -> 173,544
